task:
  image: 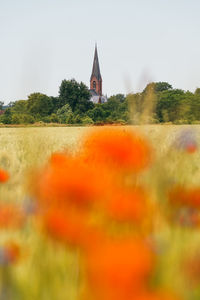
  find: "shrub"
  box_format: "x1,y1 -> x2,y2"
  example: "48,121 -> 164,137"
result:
81,116 -> 94,125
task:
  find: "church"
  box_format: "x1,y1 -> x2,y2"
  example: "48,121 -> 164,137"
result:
90,45 -> 107,104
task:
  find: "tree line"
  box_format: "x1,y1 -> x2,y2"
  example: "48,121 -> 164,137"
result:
1,80 -> 200,125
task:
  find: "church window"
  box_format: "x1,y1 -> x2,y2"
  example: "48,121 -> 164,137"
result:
93,81 -> 96,89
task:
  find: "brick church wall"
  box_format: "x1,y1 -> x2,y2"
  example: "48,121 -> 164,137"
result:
90,76 -> 102,96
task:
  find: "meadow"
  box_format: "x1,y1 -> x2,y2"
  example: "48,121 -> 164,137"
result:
0,125 -> 200,300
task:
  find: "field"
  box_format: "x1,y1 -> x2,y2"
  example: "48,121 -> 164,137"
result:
1,125 -> 200,300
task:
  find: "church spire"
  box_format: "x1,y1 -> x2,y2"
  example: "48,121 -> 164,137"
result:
90,44 -> 102,96
90,44 -> 102,81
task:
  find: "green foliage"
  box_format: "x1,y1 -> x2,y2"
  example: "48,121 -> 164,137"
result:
11,113 -> 35,124
72,114 -> 82,124
156,89 -> 185,122
1,108 -> 12,124
11,114 -> 21,124
50,97 -> 60,113
27,115 -> 35,124
27,93 -> 53,117
128,87 -> 157,124
59,79 -> 94,113
11,100 -> 28,114
50,113 -> 59,123
8,101 -> 14,107
81,116 -> 94,125
154,82 -> 173,92
143,82 -> 172,93
128,82 -> 193,124
0,101 -> 36,124
87,105 -> 107,122
108,94 -> 125,103
57,104 -> 73,124
86,97 -> 128,124
195,88 -> 200,95
41,116 -> 51,123
0,101 -> 4,110
3,79 -> 200,125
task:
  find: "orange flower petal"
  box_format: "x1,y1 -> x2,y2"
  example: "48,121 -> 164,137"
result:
86,238 -> 154,298
0,204 -> 25,229
44,208 -> 101,248
0,169 -> 9,183
4,242 -> 20,263
169,185 -> 200,209
34,156 -> 108,208
134,290 -> 180,300
104,187 -> 148,223
82,128 -> 152,172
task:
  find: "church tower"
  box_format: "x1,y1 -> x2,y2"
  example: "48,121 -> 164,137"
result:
90,44 -> 102,96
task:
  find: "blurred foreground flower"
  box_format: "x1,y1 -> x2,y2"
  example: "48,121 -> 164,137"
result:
30,127 -> 180,300
0,168 -> 9,183
0,204 -> 25,229
168,185 -> 200,228
0,242 -> 20,265
33,153 -> 110,210
44,208 -> 97,248
103,186 -> 149,223
81,127 -> 152,172
85,237 -> 154,300
134,291 -> 180,300
169,185 -> 200,209
183,253 -> 200,285
174,129 -> 197,153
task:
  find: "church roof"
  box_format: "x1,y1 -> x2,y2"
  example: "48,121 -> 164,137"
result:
90,45 -> 102,81
90,95 -> 107,104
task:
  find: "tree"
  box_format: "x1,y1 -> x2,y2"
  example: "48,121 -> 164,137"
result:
50,113 -> 59,123
57,104 -> 73,123
154,82 -> 172,92
11,114 -> 21,124
87,105 -> 107,122
81,116 -> 94,125
103,98 -> 125,121
188,92 -> 200,121
59,79 -> 93,113
143,82 -> 172,94
195,88 -> 200,95
156,89 -> 185,122
50,97 -> 60,113
1,108 -> 12,124
108,94 -> 125,103
0,102 -> 4,110
11,100 -> 27,114
42,116 -> 51,123
8,102 -> 14,108
27,93 -> 53,117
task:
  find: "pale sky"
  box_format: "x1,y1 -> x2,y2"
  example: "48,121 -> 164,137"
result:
1,0 -> 200,103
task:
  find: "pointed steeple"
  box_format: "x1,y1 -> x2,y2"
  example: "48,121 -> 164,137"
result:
90,44 -> 102,81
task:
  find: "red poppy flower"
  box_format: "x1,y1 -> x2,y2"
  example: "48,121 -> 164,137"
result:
82,127 -> 152,172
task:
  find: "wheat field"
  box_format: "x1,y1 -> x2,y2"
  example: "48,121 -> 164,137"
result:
0,125 -> 200,300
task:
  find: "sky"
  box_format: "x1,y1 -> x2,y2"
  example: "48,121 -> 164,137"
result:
1,0 -> 200,103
